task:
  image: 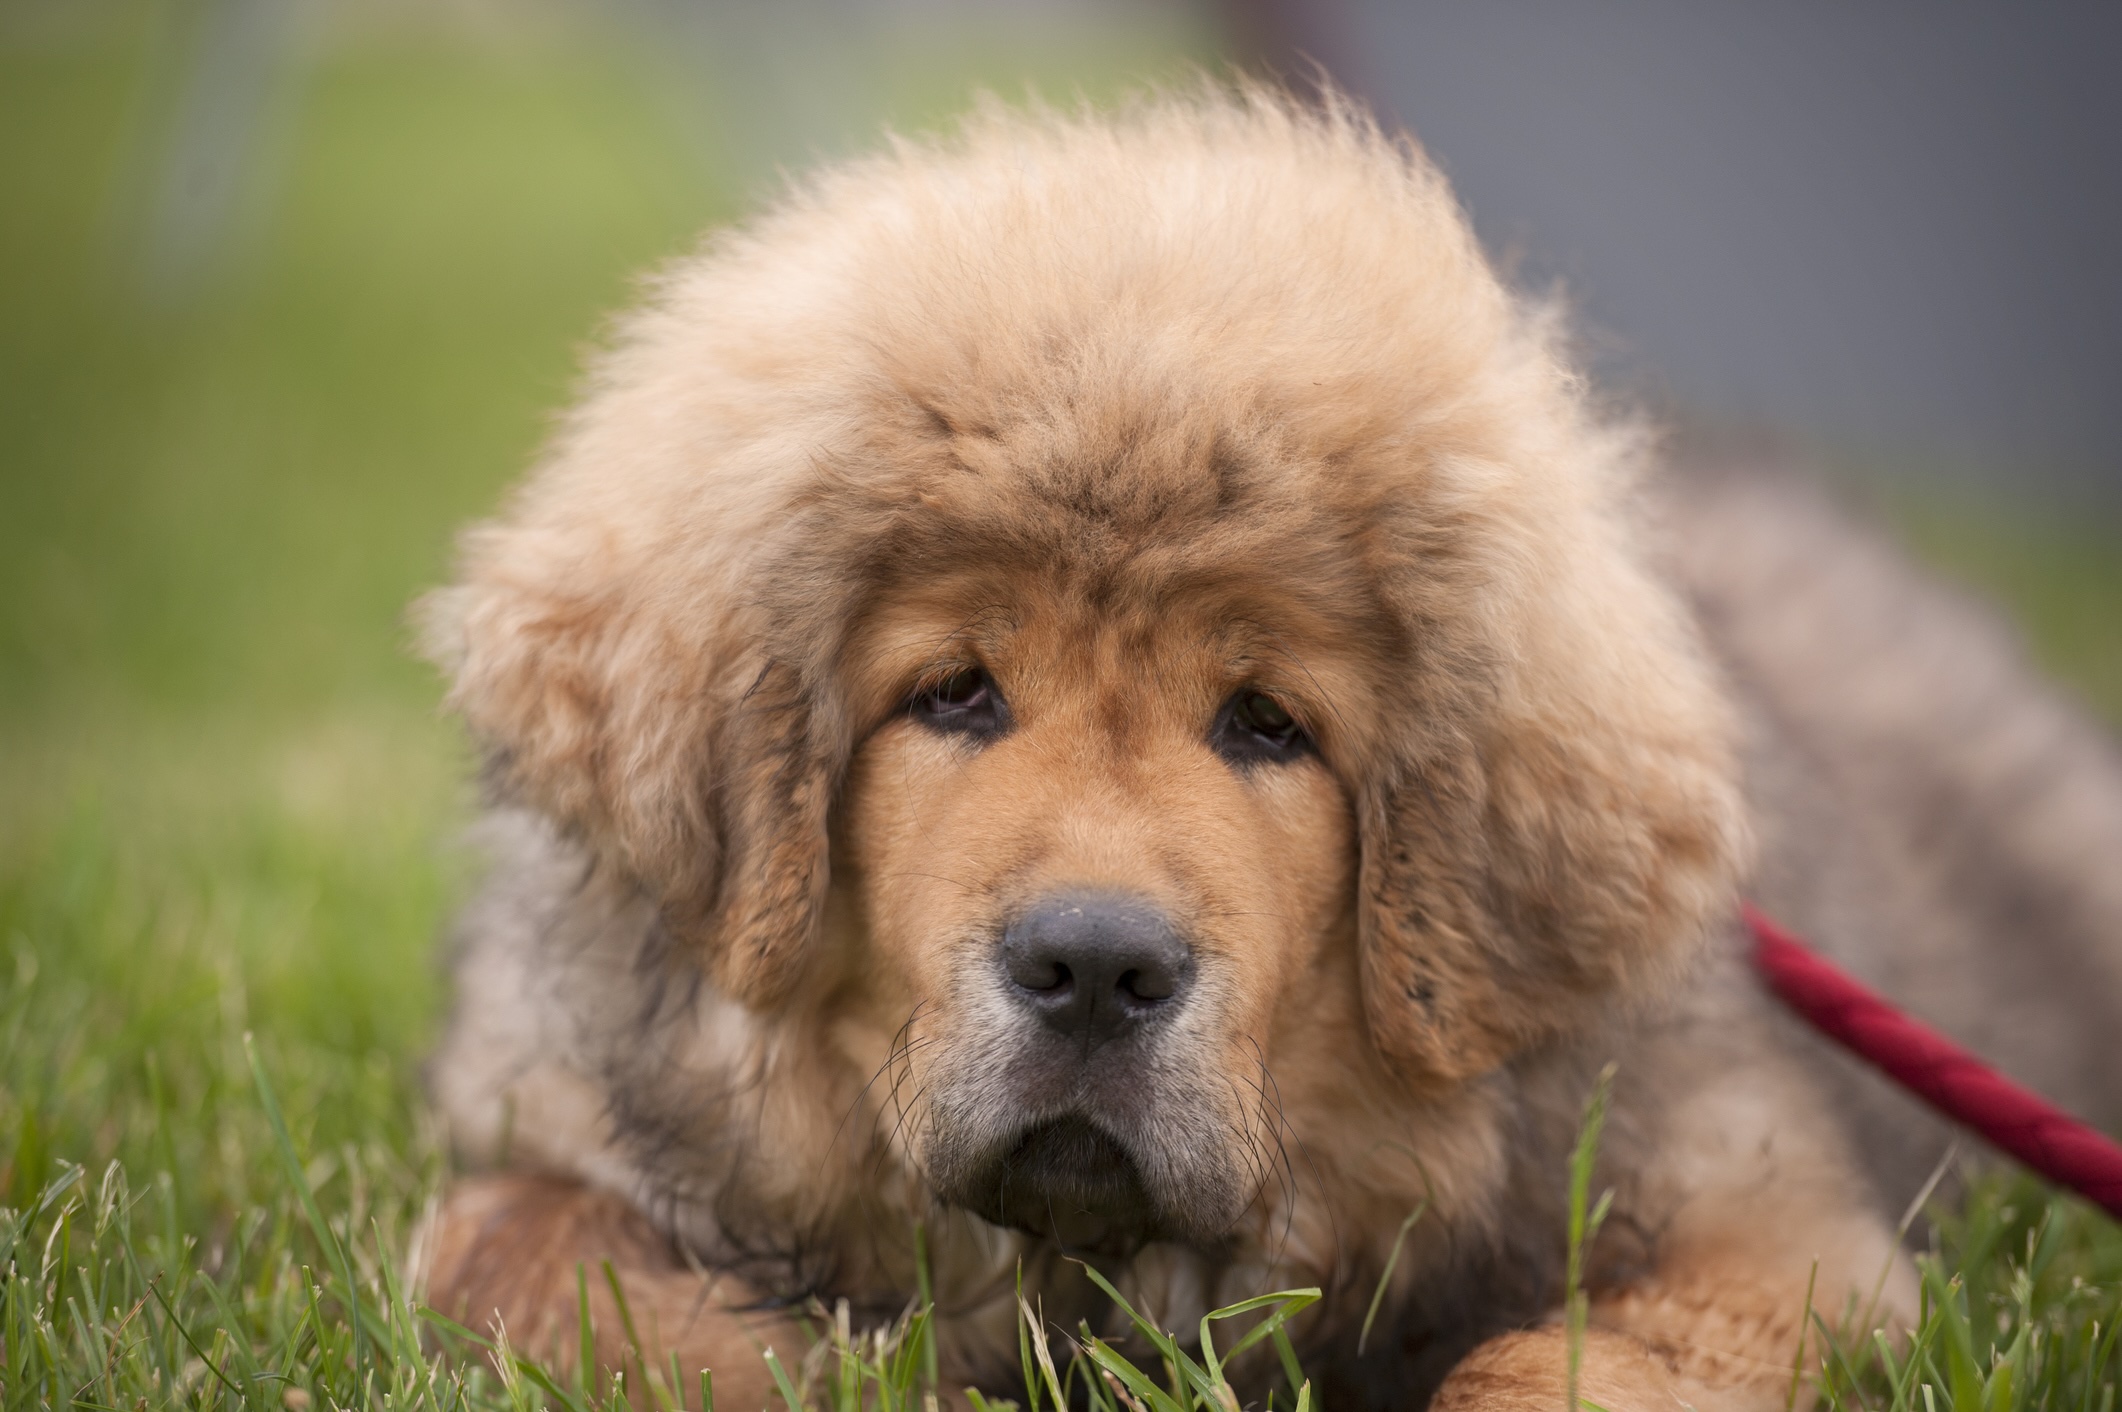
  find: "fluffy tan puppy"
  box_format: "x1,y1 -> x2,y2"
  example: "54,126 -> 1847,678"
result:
415,88 -> 2122,1410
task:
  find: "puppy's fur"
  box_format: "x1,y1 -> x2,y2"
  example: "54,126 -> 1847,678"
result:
416,90 -> 2122,1410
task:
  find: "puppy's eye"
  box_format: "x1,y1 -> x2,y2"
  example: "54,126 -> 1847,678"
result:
911,667 -> 1010,738
1213,689 -> 1312,765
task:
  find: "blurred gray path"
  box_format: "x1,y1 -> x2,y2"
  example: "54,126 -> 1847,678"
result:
120,0 -> 2122,496
1245,2 -> 2122,495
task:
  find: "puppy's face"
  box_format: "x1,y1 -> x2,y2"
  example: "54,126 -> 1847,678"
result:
834,571 -> 1360,1249
430,100 -> 1748,1268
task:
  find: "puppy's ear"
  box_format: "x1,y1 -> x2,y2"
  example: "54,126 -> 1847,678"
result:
419,553 -> 835,1009
687,659 -> 836,1003
1356,615 -> 1747,1081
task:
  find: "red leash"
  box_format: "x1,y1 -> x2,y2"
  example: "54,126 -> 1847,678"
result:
1744,904 -> 2122,1221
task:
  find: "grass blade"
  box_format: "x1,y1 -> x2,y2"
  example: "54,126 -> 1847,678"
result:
1564,1062 -> 1617,1412
764,1345 -> 804,1412
1357,1202 -> 1426,1356
246,1033 -> 368,1376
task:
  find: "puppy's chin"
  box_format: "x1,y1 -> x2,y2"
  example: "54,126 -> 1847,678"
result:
957,1115 -> 1159,1251
928,1110 -> 1246,1253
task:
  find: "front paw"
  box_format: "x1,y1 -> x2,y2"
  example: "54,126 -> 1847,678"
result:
1430,1328 -> 1689,1412
416,1172 -> 802,1402
419,1172 -> 687,1355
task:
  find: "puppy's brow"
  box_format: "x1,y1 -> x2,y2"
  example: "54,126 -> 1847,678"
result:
906,605 -> 1018,672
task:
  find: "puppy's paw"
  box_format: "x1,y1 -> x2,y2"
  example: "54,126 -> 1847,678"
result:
418,1171 -> 796,1401
1430,1327 -> 1691,1412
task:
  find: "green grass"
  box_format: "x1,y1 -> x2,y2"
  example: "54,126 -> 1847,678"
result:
1,7 -> 2117,1408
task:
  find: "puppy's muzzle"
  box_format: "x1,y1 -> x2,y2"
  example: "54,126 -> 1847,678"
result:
925,891 -> 1234,1249
1000,891 -> 1193,1048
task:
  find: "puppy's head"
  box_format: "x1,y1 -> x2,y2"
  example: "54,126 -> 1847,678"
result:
423,91 -> 1746,1249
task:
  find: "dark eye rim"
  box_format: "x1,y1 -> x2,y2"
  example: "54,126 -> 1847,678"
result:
908,665 -> 1011,738
1212,687 -> 1315,765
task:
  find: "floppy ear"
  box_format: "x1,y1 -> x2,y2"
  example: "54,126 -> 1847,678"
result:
689,658 -> 837,1003
419,549 -> 836,1010
1355,627 -> 1747,1081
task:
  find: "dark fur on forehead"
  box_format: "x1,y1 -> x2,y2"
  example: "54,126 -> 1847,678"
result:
768,394 -> 1433,685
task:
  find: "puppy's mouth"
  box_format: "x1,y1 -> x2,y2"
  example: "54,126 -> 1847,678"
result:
956,1114 -> 1161,1252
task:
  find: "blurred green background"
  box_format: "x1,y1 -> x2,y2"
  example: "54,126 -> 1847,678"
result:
1,0 -> 2116,1220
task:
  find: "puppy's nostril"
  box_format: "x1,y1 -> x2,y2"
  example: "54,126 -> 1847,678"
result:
1006,951 -> 1072,993
1118,967 -> 1175,1003
1000,891 -> 1194,1047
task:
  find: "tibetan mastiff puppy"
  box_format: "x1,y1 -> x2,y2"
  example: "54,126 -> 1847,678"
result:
416,90 -> 2122,1410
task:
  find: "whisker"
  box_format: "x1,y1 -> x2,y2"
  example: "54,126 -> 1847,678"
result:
880,1078 -> 936,1164
828,1000 -> 933,1161
1249,1036 -> 1327,1273
877,870 -> 988,896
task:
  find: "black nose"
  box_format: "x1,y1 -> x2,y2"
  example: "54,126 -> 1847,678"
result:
1001,892 -> 1194,1047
